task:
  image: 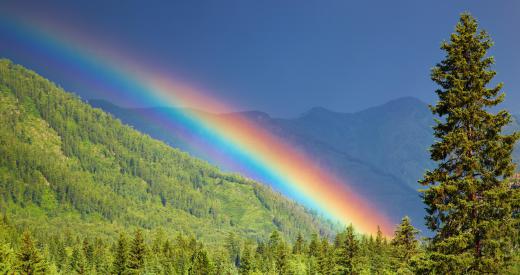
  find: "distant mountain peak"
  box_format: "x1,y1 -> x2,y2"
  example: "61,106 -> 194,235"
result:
356,96 -> 429,118
300,106 -> 337,119
384,96 -> 427,107
237,110 -> 271,121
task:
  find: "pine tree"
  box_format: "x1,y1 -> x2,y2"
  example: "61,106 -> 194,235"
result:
16,231 -> 47,274
225,232 -> 241,267
70,245 -> 87,274
92,238 -> 110,274
420,13 -> 519,273
335,224 -> 358,274
372,226 -> 389,274
374,225 -> 386,249
113,233 -> 129,275
274,241 -> 290,274
0,243 -> 16,274
292,232 -> 305,254
318,238 -> 333,274
239,246 -> 254,274
190,245 -> 212,275
82,238 -> 94,267
307,233 -> 320,258
390,216 -> 419,273
128,229 -> 147,273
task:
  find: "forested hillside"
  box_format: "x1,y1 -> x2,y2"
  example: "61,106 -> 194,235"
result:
2,59 -> 460,274
0,58 -> 336,245
90,98 -> 430,231
91,95 -> 520,235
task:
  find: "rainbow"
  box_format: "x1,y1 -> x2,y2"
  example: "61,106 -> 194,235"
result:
0,15 -> 393,235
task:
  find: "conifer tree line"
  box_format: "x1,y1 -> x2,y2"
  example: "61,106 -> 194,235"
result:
1,214 -> 518,274
0,214 -> 429,274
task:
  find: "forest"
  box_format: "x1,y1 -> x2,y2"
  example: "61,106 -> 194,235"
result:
0,215 -> 439,274
0,13 -> 519,275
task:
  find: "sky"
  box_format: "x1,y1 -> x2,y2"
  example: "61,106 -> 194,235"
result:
0,1 -> 519,117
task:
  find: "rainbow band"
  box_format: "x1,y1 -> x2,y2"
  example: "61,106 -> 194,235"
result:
0,15 -> 392,236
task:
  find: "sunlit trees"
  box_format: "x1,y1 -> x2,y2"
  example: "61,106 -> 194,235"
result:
391,216 -> 420,273
128,229 -> 147,272
16,231 -> 48,274
113,233 -> 130,275
421,13 -> 519,273
0,243 -> 16,274
335,224 -> 359,274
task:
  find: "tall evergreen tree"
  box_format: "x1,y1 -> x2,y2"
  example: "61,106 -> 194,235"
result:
335,224 -> 358,274
274,241 -> 290,274
371,226 -> 389,274
292,232 -> 305,255
374,225 -> 386,249
128,229 -> 147,273
82,238 -> 94,268
318,238 -> 333,274
190,245 -> 212,275
226,232 -> 241,267
391,217 -> 419,260
70,245 -> 87,274
113,233 -> 130,275
238,246 -> 254,274
0,243 -> 16,274
16,231 -> 47,274
390,216 -> 419,273
420,13 -> 519,273
307,233 -> 320,258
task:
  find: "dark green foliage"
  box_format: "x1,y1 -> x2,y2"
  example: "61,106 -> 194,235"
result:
128,229 -> 146,273
238,245 -> 253,274
317,238 -> 333,274
189,245 -> 212,275
334,224 -> 358,274
390,216 -> 420,273
370,226 -> 390,274
308,233 -> 320,258
1,215 -> 466,274
70,245 -> 87,274
225,232 -> 241,268
82,238 -> 94,269
16,231 -> 47,274
420,13 -> 519,273
292,232 -> 305,254
113,233 -> 129,275
0,242 -> 16,273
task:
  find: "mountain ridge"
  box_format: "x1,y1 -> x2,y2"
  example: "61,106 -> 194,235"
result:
0,59 -> 337,244
88,94 -> 520,234
88,97 -> 434,231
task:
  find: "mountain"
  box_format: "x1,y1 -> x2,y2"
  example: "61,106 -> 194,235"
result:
277,97 -> 435,189
90,96 -> 520,233
0,59 -> 336,244
88,99 -> 428,231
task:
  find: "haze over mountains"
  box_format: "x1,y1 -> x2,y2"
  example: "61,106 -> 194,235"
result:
0,59 -> 336,244
90,96 -> 520,232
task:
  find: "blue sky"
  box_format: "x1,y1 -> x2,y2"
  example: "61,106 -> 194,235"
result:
1,1 -> 518,117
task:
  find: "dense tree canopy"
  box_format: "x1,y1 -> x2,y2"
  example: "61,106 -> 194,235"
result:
0,58 -> 336,247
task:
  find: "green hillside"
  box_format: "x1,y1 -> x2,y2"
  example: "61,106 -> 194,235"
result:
0,59 -> 335,244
